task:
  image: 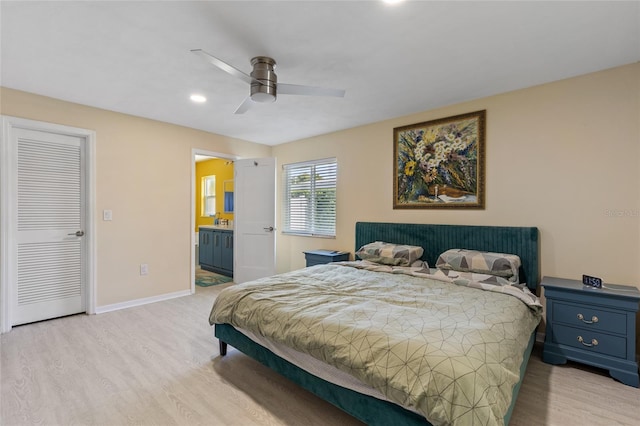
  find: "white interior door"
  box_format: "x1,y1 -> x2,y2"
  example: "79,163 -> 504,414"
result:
234,158 -> 276,283
11,128 -> 87,325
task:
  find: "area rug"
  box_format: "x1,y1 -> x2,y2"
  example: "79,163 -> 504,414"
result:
196,268 -> 233,287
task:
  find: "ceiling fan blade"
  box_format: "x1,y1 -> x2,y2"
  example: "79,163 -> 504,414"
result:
191,49 -> 254,85
277,83 -> 345,98
234,97 -> 254,114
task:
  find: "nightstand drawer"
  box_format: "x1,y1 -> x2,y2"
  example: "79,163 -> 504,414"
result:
552,324 -> 626,358
552,302 -> 626,334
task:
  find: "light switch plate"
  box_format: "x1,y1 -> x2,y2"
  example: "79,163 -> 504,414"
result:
103,209 -> 113,221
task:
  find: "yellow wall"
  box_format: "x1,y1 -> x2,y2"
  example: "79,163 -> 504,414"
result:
273,63 -> 640,293
195,158 -> 234,231
0,87 -> 270,306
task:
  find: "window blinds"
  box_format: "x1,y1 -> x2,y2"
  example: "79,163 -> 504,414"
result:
282,158 -> 337,237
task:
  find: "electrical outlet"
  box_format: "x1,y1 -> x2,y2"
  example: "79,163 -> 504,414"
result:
140,264 -> 149,276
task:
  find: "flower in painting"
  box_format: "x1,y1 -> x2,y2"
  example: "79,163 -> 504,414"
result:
404,161 -> 416,176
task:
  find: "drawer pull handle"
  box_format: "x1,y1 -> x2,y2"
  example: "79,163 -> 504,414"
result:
577,336 -> 598,347
577,313 -> 598,324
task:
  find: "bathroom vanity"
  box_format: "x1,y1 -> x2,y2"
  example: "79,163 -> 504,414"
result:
199,225 -> 233,277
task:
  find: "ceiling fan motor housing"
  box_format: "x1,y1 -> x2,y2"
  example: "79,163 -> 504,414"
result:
250,56 -> 277,103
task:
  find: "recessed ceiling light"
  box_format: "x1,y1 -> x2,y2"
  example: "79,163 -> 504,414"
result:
382,0 -> 404,4
190,94 -> 207,103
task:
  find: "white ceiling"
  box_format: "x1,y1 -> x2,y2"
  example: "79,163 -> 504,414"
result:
1,1 -> 638,146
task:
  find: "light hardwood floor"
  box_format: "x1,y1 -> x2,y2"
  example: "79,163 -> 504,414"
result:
2,283 -> 639,426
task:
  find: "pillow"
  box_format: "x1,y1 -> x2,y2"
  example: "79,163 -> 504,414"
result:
355,241 -> 424,266
435,249 -> 521,283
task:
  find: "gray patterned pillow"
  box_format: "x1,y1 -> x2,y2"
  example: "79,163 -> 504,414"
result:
435,249 -> 521,283
355,241 -> 424,266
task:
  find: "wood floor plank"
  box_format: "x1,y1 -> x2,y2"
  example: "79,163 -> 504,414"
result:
2,283 -> 639,426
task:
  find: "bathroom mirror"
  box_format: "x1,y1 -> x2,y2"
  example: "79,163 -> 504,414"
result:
223,180 -> 234,213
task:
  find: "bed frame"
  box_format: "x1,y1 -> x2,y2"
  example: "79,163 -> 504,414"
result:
216,222 -> 540,425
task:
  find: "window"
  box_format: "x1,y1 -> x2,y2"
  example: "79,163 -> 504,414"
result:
201,175 -> 216,217
283,158 -> 337,237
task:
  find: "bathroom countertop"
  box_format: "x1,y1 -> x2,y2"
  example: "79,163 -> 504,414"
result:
199,224 -> 233,231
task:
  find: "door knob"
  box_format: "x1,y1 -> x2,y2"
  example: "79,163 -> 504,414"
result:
263,226 -> 274,232
68,230 -> 85,237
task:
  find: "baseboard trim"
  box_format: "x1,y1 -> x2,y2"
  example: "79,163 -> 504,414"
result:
95,289 -> 191,314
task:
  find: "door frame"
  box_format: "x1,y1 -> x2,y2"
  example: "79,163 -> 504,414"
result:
0,116 -> 96,333
190,149 -> 240,293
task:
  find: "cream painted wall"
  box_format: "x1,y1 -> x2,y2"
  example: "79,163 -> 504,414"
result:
2,63 -> 638,319
273,63 -> 640,294
0,87 -> 270,306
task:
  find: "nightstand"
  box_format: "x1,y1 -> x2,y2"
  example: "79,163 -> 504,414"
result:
541,276 -> 640,387
304,250 -> 350,267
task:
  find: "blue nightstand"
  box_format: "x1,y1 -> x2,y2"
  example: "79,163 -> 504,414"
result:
304,250 -> 350,267
541,276 -> 640,387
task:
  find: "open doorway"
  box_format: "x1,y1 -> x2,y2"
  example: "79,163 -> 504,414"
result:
191,149 -> 239,294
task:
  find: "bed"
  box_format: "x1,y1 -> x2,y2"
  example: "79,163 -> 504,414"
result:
210,222 -> 541,425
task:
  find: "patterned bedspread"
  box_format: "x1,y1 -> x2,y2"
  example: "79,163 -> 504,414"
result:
209,262 -> 542,425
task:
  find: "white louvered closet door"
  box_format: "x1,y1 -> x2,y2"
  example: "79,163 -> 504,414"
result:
13,128 -> 86,325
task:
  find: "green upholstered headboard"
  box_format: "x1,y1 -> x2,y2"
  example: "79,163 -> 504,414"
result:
355,222 -> 540,291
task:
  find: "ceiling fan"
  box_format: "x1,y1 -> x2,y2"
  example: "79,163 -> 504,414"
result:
191,49 -> 346,114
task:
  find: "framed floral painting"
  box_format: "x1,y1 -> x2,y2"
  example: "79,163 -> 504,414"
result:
393,110 -> 485,209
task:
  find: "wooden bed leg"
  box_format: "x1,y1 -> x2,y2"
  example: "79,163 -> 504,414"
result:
219,340 -> 228,356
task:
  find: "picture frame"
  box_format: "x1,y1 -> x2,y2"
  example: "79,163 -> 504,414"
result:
393,110 -> 486,209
